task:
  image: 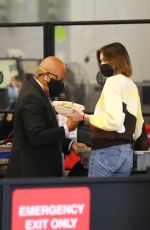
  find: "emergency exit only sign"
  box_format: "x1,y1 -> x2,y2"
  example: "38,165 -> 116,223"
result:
11,187 -> 91,230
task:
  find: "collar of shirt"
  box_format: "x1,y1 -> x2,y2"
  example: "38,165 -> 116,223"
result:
34,76 -> 49,96
34,76 -> 45,91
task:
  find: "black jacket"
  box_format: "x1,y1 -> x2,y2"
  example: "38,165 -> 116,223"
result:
6,78 -> 72,178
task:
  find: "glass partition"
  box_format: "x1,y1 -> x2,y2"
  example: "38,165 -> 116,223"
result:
0,21 -> 150,115
0,26 -> 43,59
55,23 -> 150,113
0,25 -> 44,110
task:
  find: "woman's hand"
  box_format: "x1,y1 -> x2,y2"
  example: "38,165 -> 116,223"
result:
67,108 -> 85,121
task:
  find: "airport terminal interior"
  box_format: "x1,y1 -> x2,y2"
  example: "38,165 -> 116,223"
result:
0,1 -> 150,229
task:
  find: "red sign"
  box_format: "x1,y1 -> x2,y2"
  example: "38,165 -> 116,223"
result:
11,187 -> 91,230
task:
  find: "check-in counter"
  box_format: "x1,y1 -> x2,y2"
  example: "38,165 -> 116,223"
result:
1,146 -> 150,177
0,146 -> 11,177
133,150 -> 150,173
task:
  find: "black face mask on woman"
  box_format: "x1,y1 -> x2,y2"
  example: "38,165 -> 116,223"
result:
48,78 -> 64,98
96,63 -> 114,86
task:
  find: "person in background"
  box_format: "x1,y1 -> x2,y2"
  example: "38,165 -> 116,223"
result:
7,75 -> 23,109
65,42 -> 149,177
25,73 -> 34,81
6,56 -> 88,178
0,76 -> 23,140
0,112 -> 14,141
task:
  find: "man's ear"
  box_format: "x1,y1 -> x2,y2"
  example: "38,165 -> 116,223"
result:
44,75 -> 50,82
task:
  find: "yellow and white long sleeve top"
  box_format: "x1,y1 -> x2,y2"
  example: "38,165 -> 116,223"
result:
90,74 -> 144,149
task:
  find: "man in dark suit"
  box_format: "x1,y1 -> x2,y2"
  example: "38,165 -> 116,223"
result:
6,56 -> 87,178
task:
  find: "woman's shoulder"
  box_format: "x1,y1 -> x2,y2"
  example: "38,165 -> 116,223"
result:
105,75 -> 138,95
105,74 -> 125,86
108,74 -> 137,86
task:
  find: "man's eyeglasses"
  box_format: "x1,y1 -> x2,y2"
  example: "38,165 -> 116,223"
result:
38,71 -> 60,80
45,72 -> 62,80
38,66 -> 62,80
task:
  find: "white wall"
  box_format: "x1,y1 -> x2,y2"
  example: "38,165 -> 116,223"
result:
8,0 -> 39,22
69,0 -> 150,21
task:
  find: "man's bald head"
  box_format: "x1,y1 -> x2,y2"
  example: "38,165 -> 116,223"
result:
37,56 -> 66,80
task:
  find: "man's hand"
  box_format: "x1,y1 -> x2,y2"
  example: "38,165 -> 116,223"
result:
67,118 -> 79,131
71,142 -> 88,153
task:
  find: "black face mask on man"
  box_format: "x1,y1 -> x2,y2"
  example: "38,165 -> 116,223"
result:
48,78 -> 64,98
96,63 -> 114,86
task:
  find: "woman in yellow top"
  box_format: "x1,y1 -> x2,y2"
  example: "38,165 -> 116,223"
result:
66,42 -> 148,177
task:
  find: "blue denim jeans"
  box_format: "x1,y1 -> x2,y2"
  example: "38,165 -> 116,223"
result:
88,144 -> 133,177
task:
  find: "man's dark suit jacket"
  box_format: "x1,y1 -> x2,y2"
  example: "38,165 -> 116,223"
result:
6,78 -> 72,178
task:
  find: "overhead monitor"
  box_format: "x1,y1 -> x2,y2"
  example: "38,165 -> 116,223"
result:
0,58 -> 19,88
0,71 -> 3,84
19,59 -> 41,75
